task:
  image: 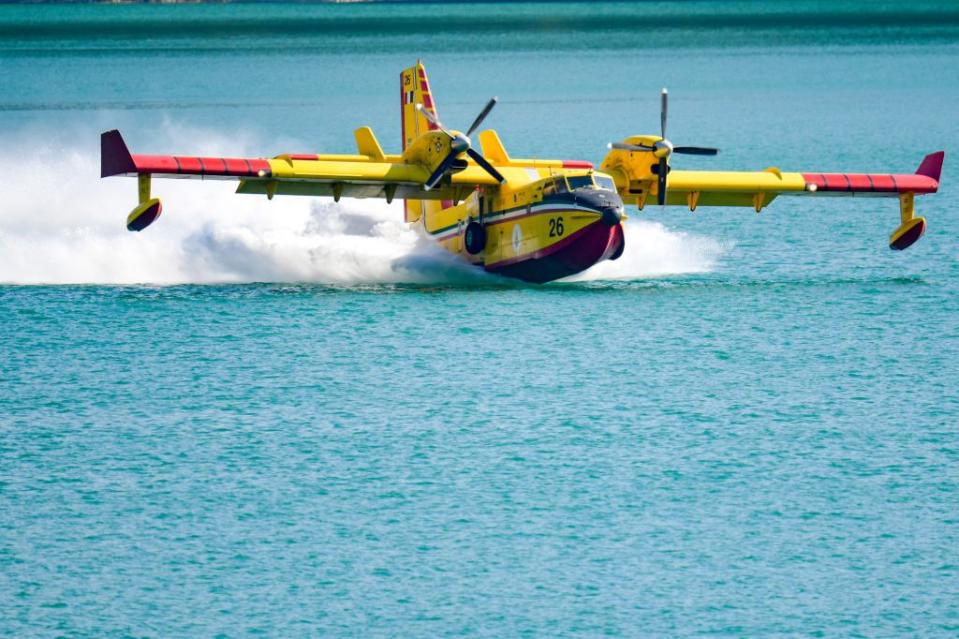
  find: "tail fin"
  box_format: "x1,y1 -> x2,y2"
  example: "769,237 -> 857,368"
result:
401,60 -> 439,151
400,61 -> 446,223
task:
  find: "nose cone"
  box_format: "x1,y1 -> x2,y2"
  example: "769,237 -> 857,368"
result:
600,205 -> 624,227
451,134 -> 471,154
653,139 -> 673,159
573,189 -> 625,226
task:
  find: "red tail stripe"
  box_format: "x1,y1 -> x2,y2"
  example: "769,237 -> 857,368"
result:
400,72 -> 407,149
562,160 -> 594,169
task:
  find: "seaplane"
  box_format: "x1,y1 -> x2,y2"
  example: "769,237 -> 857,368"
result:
101,61 -> 944,284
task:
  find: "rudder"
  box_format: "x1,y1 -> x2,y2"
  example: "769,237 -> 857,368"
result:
400,61 -> 445,223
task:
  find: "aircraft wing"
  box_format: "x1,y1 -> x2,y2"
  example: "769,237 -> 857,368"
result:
101,129 -> 500,230
602,150 -> 944,250
663,154 -> 943,207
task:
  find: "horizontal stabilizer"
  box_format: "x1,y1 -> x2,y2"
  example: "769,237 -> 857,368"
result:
101,129 -> 136,177
479,130 -> 510,164
354,127 -> 386,161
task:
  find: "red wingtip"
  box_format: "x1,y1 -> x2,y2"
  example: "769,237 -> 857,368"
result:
915,151 -> 945,183
100,129 -> 136,178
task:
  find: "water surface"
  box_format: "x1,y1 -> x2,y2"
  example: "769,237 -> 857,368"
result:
2,2 -> 958,636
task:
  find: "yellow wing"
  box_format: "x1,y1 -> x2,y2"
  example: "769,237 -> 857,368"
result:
601,139 -> 944,250
100,128 -> 501,231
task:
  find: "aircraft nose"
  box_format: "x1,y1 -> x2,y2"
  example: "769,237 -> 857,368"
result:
573,189 -> 624,226
599,203 -> 624,226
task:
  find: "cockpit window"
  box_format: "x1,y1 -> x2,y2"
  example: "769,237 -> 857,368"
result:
595,175 -> 616,191
543,177 -> 568,195
567,175 -> 594,190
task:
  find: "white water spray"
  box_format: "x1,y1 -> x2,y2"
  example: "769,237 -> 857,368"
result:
0,127 -> 727,285
568,219 -> 729,281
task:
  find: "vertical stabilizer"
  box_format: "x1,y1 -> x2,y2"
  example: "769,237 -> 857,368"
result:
400,61 -> 446,223
401,60 -> 439,151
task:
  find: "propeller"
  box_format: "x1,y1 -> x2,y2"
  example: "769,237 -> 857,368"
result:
608,88 -> 719,205
416,98 -> 505,191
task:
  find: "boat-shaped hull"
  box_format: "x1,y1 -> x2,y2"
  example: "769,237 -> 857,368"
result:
486,220 -> 624,283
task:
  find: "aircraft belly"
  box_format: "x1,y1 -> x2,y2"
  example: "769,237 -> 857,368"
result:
484,205 -> 619,283
421,203 -> 623,283
484,205 -> 597,260
486,220 -> 623,283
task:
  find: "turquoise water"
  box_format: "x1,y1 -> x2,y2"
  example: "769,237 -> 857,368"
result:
2,2 -> 959,636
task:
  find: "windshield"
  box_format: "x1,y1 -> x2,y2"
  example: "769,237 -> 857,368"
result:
567,175 -> 594,190
594,175 -> 616,191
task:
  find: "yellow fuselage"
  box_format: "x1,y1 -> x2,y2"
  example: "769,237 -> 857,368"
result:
415,163 -> 627,282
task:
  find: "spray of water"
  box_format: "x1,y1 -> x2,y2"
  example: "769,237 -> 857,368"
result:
0,127 -> 727,285
566,219 -> 728,281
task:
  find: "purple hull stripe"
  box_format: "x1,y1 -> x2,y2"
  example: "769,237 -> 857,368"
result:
487,222 -> 624,284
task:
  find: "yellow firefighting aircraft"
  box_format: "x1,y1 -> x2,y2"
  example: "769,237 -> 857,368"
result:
101,61 -> 944,283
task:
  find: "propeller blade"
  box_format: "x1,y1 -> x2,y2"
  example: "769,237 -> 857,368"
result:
657,157 -> 668,205
608,142 -> 655,152
424,151 -> 458,191
673,146 -> 719,156
416,103 -> 450,136
466,148 -> 505,184
660,88 -> 668,140
466,97 -> 498,137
